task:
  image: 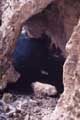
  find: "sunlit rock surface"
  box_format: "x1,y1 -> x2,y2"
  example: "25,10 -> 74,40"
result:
32,81 -> 57,97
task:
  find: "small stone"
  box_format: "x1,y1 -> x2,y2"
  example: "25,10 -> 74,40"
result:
6,106 -> 16,118
32,81 -> 57,97
24,114 -> 29,120
8,112 -> 14,118
2,93 -> 13,104
3,104 -> 10,112
0,100 -> 7,120
16,108 -> 22,113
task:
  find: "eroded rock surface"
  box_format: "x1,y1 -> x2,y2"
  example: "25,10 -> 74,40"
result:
32,81 -> 57,97
43,18 -> 80,120
25,0 -> 80,56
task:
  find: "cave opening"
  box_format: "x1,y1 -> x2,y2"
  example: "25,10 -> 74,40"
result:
5,2 -> 66,96
0,1 -> 80,120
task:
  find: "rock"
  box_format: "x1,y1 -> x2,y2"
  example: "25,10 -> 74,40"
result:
0,79 -> 7,90
0,100 -> 7,120
3,104 -> 10,113
25,0 -> 80,57
2,93 -> 13,104
43,16 -> 80,120
32,81 -> 57,97
5,105 -> 17,118
24,114 -> 29,120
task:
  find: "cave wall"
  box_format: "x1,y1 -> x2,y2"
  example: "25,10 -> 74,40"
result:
43,1 -> 80,120
24,0 -> 80,56
47,17 -> 80,120
24,2 -> 67,56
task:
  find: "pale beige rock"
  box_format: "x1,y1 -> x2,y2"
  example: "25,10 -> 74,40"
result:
24,114 -> 29,120
24,0 -> 80,57
32,81 -> 57,97
43,18 -> 80,120
2,93 -> 13,103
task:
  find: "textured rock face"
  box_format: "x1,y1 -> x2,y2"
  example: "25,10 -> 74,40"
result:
0,0 -> 54,89
47,17 -> 80,120
50,1 -> 80,120
32,81 -> 57,97
25,1 -> 66,56
25,0 -> 80,56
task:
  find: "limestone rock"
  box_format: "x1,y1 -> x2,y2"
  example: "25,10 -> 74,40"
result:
2,93 -> 13,104
0,100 -> 7,120
32,81 -> 57,97
25,0 -> 80,57
24,114 -> 29,120
44,18 -> 80,120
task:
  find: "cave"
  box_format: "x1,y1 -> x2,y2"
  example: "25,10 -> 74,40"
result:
4,2 -> 65,95
0,0 -> 80,120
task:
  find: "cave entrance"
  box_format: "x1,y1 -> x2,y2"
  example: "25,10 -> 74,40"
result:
5,2 -> 66,95
1,1 -> 80,120
5,30 -> 65,95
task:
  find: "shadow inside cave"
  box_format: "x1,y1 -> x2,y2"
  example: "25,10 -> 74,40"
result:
4,32 -> 65,96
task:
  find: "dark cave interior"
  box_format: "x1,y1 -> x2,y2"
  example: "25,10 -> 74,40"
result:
4,31 -> 65,95
3,3 -> 65,96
